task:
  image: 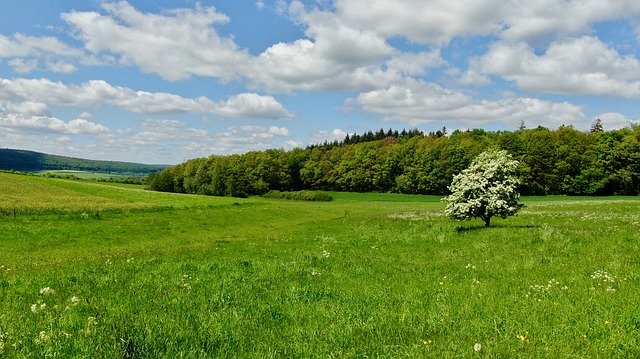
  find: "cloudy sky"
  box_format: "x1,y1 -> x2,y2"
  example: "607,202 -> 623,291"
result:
1,1 -> 639,164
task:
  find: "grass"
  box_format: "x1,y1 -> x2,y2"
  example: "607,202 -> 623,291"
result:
0,172 -> 639,357
35,170 -> 137,180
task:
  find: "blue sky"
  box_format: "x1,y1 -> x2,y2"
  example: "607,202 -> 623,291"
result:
0,1 -> 639,164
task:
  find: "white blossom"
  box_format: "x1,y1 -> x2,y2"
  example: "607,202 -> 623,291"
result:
443,149 -> 522,226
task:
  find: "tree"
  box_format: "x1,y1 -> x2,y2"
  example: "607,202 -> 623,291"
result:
590,118 -> 604,133
443,149 -> 522,227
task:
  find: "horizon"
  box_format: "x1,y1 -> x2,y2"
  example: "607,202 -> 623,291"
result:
1,1 -> 639,164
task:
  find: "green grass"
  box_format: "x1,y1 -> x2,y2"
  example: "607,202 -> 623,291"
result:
35,170 -> 136,180
0,172 -> 639,357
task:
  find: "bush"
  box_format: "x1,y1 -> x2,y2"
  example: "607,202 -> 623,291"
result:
261,190 -> 333,202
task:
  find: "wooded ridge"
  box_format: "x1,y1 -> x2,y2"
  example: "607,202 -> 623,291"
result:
146,125 -> 639,197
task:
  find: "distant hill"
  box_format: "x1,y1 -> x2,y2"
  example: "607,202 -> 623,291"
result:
0,148 -> 167,175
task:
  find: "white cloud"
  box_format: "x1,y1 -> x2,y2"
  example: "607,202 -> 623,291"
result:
334,0 -> 640,44
499,1 -> 640,41
349,80 -> 585,126
0,78 -> 292,119
335,0 -> 505,45
216,93 -> 293,119
384,50 -> 445,76
476,37 -> 640,97
249,2 -> 399,92
8,58 -> 38,73
62,2 -> 251,81
0,102 -> 110,135
45,60 -> 77,73
310,128 -> 348,143
595,112 -> 637,130
0,33 -> 83,58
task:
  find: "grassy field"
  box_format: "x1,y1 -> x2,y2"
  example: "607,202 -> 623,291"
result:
0,172 -> 639,357
35,170 -> 137,180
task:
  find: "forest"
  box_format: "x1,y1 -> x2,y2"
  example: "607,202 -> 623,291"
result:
0,148 -> 167,175
146,124 -> 640,197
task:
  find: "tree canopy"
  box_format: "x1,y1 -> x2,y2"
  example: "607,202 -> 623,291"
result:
146,125 -> 640,197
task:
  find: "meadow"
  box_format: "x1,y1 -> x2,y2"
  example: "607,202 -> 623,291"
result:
0,172 -> 639,357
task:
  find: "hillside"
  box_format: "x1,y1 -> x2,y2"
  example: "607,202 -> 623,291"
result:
0,148 -> 167,175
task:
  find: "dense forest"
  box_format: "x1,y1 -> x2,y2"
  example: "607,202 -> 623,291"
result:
0,148 -> 167,175
146,124 -> 640,197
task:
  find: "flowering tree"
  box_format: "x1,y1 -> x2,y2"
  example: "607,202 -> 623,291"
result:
444,149 -> 522,227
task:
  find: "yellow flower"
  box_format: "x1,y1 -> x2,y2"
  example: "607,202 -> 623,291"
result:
518,334 -> 529,342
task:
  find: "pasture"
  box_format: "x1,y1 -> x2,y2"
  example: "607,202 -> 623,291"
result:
0,172 -> 639,357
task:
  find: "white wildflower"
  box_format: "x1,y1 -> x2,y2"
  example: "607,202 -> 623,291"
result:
474,343 -> 482,352
30,300 -> 46,313
39,287 -> 55,295
35,331 -> 49,344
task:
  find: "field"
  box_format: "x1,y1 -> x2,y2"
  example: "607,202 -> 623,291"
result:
0,172 -> 639,357
35,170 -> 139,180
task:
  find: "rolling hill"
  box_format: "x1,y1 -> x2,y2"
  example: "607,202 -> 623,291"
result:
0,148 -> 167,175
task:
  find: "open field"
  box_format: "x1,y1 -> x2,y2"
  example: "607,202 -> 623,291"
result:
34,170 -> 137,180
0,172 -> 639,357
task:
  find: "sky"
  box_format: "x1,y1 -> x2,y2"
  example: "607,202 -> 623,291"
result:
0,1 -> 639,164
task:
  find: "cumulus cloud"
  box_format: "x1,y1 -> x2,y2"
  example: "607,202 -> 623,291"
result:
0,78 -> 292,119
349,80 -> 584,126
335,0 -> 505,45
0,102 -> 110,135
249,2 -> 400,92
384,50 -> 445,76
475,37 -> 640,97
62,1 -> 251,81
335,0 -> 640,44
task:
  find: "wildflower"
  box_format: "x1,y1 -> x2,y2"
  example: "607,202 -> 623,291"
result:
518,334 -> 528,342
422,339 -> 432,345
35,331 -> 49,344
311,269 -> 321,276
322,250 -> 330,258
30,301 -> 46,313
474,343 -> 482,352
39,287 -> 55,295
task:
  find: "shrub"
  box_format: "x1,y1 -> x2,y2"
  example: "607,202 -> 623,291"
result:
261,190 -> 333,202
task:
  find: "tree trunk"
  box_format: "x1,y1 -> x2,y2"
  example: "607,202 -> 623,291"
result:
483,216 -> 491,227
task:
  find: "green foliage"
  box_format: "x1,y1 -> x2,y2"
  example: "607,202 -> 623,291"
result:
444,149 -> 522,226
144,126 -> 640,198
261,190 -> 333,202
1,173 -> 640,357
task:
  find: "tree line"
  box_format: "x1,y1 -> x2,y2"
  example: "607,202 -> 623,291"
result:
146,125 -> 640,197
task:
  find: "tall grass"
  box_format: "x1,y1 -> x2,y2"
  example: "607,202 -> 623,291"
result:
0,172 -> 638,357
